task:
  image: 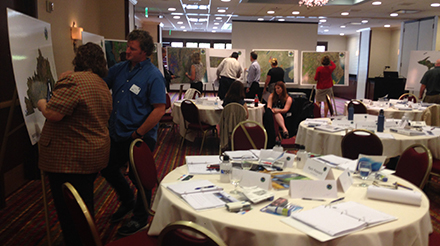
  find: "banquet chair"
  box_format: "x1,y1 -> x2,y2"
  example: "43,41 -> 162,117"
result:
231,120 -> 267,150
158,221 -> 226,246
421,104 -> 440,126
341,129 -> 383,160
394,144 -> 432,189
62,183 -> 158,246
272,115 -> 296,150
399,93 -> 418,103
180,99 -> 218,154
219,103 -> 247,152
159,93 -> 175,132
313,102 -> 321,118
325,94 -> 334,116
183,88 -> 201,99
347,100 -> 368,114
129,138 -> 159,218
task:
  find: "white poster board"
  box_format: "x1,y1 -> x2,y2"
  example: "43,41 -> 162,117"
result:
300,51 -> 349,86
406,50 -> 440,91
82,31 -> 105,55
7,8 -> 58,145
207,49 -> 246,84
252,49 -> 298,84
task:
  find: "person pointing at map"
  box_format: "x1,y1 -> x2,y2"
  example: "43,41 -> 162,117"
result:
314,55 -> 336,117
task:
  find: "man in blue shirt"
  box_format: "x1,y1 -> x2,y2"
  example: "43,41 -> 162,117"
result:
101,30 -> 166,236
245,51 -> 261,98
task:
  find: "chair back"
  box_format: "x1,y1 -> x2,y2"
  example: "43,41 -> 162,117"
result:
421,104 -> 440,126
165,93 -> 172,110
325,95 -> 334,116
399,93 -> 418,103
62,183 -> 102,246
129,138 -> 158,216
394,144 -> 432,189
219,103 -> 247,149
181,100 -> 201,126
341,129 -> 383,160
158,221 -> 226,246
231,120 -> 267,150
313,102 -> 321,118
347,100 -> 367,114
184,88 -> 201,99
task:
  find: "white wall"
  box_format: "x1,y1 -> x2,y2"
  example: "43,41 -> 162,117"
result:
347,34 -> 360,75
162,31 -> 232,40
390,29 -> 401,71
369,28 -> 401,78
357,29 -> 371,99
318,35 -> 347,51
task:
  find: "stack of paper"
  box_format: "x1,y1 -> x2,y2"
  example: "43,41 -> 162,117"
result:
367,186 -> 422,206
186,155 -> 221,174
390,128 -> 425,136
314,125 -> 345,132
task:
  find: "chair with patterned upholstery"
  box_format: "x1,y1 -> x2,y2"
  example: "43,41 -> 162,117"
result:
399,93 -> 418,103
219,103 -> 247,152
183,88 -> 201,99
341,129 -> 383,160
421,104 -> 440,127
231,120 -> 267,150
159,93 -> 175,132
394,144 -> 432,189
158,221 -> 226,246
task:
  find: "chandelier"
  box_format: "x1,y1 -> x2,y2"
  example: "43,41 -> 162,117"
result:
299,0 -> 329,7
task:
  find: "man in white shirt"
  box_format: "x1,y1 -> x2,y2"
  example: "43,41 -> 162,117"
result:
216,52 -> 243,100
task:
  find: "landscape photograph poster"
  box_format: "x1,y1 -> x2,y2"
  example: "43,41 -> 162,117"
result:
7,8 -> 58,145
406,50 -> 440,91
167,47 -> 208,84
252,49 -> 298,84
301,51 -> 349,86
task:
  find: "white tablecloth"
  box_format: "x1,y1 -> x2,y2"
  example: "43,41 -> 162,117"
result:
172,98 -> 265,141
295,121 -> 440,159
148,165 -> 431,246
343,101 -> 425,121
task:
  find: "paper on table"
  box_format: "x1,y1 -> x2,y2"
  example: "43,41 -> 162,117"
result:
375,133 -> 395,139
314,155 -> 353,167
337,159 -> 360,172
187,164 -> 219,175
224,150 -> 258,160
186,155 -> 221,165
181,191 -> 238,210
366,186 -> 422,206
166,180 -> 222,195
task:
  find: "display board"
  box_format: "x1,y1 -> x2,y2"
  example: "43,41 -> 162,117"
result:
7,8 -> 58,145
301,51 -> 349,86
82,31 -> 105,52
406,50 -> 440,91
152,43 -> 164,76
252,49 -> 298,84
167,47 -> 208,83
207,49 -> 246,83
104,39 -> 127,68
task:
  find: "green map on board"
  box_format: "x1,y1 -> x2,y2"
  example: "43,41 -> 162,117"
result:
301,51 -> 347,85
210,56 -> 224,68
253,50 -> 295,83
167,47 -> 207,83
105,40 -> 127,68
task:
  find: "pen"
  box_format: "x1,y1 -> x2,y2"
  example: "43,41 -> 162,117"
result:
302,198 -> 325,202
330,197 -> 345,203
195,185 -> 215,190
177,174 -> 187,180
394,182 -> 413,190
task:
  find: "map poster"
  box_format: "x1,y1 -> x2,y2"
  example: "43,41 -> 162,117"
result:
206,49 -> 246,83
406,50 -> 440,91
252,49 -> 298,84
301,51 -> 349,86
105,39 -> 127,68
7,8 -> 58,145
167,47 -> 208,84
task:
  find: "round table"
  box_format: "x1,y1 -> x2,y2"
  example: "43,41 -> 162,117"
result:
148,165 -> 431,246
295,121 -> 440,159
172,98 -> 265,141
343,101 -> 426,121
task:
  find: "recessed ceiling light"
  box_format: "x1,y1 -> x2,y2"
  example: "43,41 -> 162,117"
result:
183,30 -> 187,32
267,10 -> 275,14
216,17 -> 222,20
218,9 -> 226,13
159,23 -> 164,27
340,25 -> 346,28
173,16 -> 180,19
278,19 -> 285,21
340,33 -> 345,36
168,8 -> 176,11
159,15 -> 163,19
319,19 -> 327,22
318,16 -> 326,19
362,20 -> 368,23
384,24 -> 391,28
431,3 -> 440,7
180,26 -> 185,29
177,21 -> 183,24
221,0 -> 231,2
213,27 -> 218,29
341,12 -> 349,16
372,1 -> 382,5
258,18 -> 264,21
324,29 -> 329,32
390,13 -> 398,17
292,11 -> 300,15
214,23 -> 220,25
212,30 -> 216,33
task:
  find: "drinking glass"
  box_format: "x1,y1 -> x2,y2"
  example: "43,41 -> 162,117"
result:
230,168 -> 243,194
358,161 -> 372,187
241,160 -> 253,171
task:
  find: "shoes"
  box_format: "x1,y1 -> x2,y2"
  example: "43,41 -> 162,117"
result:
117,219 -> 148,236
111,200 -> 135,223
283,131 -> 289,139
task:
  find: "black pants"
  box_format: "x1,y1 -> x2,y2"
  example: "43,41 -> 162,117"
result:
47,172 -> 97,246
100,136 -> 156,223
190,81 -> 203,94
246,81 -> 260,99
218,76 -> 235,100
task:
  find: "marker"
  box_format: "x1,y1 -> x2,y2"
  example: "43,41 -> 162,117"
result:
195,185 -> 215,190
330,197 -> 345,203
302,198 -> 325,202
177,174 -> 187,180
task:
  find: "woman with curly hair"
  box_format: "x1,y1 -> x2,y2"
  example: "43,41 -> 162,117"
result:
37,42 -> 112,246
268,81 -> 292,139
185,52 -> 204,93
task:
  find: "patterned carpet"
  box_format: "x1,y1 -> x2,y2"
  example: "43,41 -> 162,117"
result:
0,93 -> 438,245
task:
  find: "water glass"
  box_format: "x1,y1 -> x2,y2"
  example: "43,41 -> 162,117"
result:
230,168 -> 243,194
358,161 -> 372,187
241,160 -> 253,171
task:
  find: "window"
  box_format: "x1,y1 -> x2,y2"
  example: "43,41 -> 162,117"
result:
226,43 -> 232,49
171,42 -> 184,48
198,43 -> 210,48
316,41 -> 328,52
186,42 -> 198,48
214,43 -> 225,49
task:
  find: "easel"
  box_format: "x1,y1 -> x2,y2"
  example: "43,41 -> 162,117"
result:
0,89 -> 52,245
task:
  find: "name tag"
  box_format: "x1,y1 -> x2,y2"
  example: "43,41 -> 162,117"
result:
130,84 -> 141,95
303,158 -> 335,180
355,121 -> 377,132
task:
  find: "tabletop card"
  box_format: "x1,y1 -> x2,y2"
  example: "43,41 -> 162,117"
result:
289,180 -> 338,199
337,169 -> 353,193
303,158 -> 335,180
236,169 -> 272,190
355,121 -> 377,132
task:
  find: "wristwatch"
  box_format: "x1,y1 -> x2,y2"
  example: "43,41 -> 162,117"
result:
135,130 -> 143,138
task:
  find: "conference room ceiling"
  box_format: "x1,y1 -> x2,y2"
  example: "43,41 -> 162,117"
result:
135,0 -> 440,35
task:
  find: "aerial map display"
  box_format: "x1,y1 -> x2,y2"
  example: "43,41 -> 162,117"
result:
253,49 -> 298,84
105,39 -> 127,68
167,47 -> 208,83
406,50 -> 440,91
301,51 -> 349,86
7,8 -> 58,145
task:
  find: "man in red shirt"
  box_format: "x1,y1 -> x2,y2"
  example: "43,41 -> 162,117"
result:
314,55 -> 336,117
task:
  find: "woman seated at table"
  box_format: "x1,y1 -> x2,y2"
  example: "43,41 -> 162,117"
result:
222,80 -> 248,118
268,81 -> 293,139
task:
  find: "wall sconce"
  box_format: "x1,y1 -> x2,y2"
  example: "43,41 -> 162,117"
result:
71,22 -> 83,52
